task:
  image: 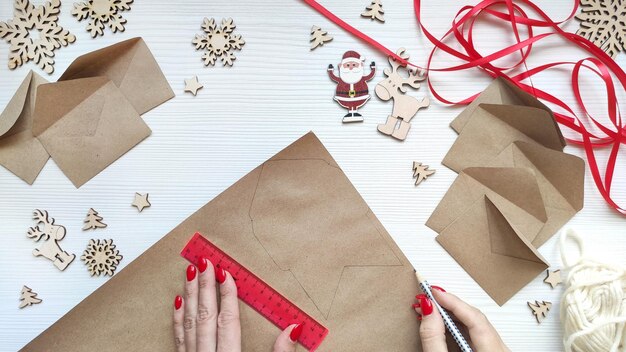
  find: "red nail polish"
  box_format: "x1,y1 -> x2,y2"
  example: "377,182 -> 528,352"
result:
412,303 -> 420,309
290,323 -> 304,342
186,265 -> 197,281
417,315 -> 423,321
419,294 -> 433,316
215,267 -> 226,284
431,285 -> 446,293
174,295 -> 183,310
198,257 -> 208,273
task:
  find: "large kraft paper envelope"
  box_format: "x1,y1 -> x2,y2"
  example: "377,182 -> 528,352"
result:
487,141 -> 585,247
443,103 -> 566,173
32,77 -> 151,188
436,195 -> 549,306
59,37 -> 174,115
450,76 -> 564,148
0,71 -> 50,184
22,133 -> 428,352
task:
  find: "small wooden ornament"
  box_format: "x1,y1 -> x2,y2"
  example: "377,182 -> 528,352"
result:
19,285 -> 42,308
413,162 -> 435,185
543,269 -> 562,289
328,51 -> 376,122
184,76 -> 204,96
132,192 -> 151,212
83,208 -> 107,230
193,18 -> 245,67
81,239 -> 123,276
310,25 -> 333,50
576,0 -> 626,58
0,0 -> 76,74
71,0 -> 133,38
361,0 -> 385,23
27,210 -> 75,271
528,300 -> 552,324
376,48 -> 430,141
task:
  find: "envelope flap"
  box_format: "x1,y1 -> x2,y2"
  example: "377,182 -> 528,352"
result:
513,141 -> 585,211
478,104 -> 564,151
0,71 -> 32,137
486,196 -> 547,264
32,77 -> 109,137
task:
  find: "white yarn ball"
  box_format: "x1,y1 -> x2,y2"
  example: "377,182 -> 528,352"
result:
559,229 -> 626,352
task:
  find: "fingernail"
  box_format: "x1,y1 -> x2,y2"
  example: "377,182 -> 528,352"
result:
418,294 -> 433,316
417,315 -> 423,321
290,323 -> 304,342
412,303 -> 420,309
198,257 -> 208,273
215,267 -> 226,284
174,295 -> 183,310
186,265 -> 197,281
431,285 -> 446,293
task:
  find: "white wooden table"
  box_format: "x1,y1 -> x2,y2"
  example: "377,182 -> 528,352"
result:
1,1 -> 625,351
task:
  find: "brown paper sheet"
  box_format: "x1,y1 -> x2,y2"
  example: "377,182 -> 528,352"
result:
22,133 -> 441,352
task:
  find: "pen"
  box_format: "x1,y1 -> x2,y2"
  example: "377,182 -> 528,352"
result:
415,270 -> 473,352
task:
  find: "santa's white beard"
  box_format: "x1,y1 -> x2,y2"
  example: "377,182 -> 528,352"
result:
339,68 -> 364,84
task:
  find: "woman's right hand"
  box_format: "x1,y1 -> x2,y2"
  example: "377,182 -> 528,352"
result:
414,287 -> 510,352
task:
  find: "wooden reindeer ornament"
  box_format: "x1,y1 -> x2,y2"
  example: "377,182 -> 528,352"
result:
27,210 -> 75,271
375,48 -> 430,141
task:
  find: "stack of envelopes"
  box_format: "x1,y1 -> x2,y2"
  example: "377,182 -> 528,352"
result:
0,37 -> 174,187
427,77 -> 585,305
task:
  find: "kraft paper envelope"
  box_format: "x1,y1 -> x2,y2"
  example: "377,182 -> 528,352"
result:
436,194 -> 549,306
450,76 -> 565,148
59,37 -> 174,115
32,77 -> 152,188
0,71 -> 49,184
443,103 -> 566,173
23,133 -> 442,352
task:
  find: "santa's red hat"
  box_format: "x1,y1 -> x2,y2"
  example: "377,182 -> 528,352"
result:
341,50 -> 364,64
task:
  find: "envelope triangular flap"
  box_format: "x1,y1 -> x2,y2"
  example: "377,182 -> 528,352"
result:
463,167 -> 547,222
485,196 -> 546,263
512,141 -> 585,211
477,104 -> 565,152
0,71 -> 33,136
32,77 -> 110,137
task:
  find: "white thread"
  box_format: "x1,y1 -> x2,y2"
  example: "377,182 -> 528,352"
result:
559,228 -> 626,352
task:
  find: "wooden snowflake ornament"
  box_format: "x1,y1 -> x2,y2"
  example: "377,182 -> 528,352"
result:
71,0 -> 133,38
0,0 -> 76,74
193,18 -> 245,67
81,239 -> 123,276
576,0 -> 626,58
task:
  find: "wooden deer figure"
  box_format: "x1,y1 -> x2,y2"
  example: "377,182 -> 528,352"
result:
27,210 -> 75,271
375,48 -> 430,140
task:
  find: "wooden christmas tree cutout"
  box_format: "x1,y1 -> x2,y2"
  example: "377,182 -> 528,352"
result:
19,285 -> 42,308
576,0 -> 626,58
310,25 -> 333,50
27,210 -> 75,271
193,18 -> 245,66
72,0 -> 133,38
528,300 -> 552,323
184,76 -> 204,96
376,48 -> 430,141
0,0 -> 76,74
132,192 -> 151,212
81,239 -> 123,276
83,208 -> 107,231
413,162 -> 435,185
361,0 -> 385,23
543,269 -> 562,289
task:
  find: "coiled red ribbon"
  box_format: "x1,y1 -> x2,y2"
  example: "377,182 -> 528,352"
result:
303,0 -> 626,215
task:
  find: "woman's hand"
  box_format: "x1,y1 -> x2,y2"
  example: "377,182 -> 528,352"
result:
414,287 -> 510,352
173,257 -> 303,352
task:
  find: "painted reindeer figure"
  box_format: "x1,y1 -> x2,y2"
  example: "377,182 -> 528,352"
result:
375,48 -> 430,140
27,210 -> 75,271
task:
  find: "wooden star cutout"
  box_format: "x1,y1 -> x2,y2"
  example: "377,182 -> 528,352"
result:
132,193 -> 151,212
184,76 -> 203,96
543,269 -> 562,289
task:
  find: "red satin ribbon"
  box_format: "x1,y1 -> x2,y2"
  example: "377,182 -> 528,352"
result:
302,0 -> 626,215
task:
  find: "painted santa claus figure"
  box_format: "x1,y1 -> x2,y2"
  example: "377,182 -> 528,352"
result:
328,51 -> 376,122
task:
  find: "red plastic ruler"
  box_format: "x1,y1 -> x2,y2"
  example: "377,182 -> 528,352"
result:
181,232 -> 329,351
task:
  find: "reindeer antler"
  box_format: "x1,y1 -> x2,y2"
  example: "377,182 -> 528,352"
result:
27,226 -> 48,241
28,209 -> 52,242
384,48 -> 411,77
32,209 -> 51,224
404,67 -> 428,90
